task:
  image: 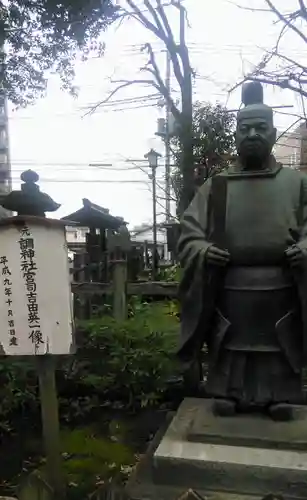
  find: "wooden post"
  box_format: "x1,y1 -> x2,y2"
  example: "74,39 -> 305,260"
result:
112,258 -> 127,321
36,356 -> 65,499
144,240 -> 149,268
108,227 -> 131,321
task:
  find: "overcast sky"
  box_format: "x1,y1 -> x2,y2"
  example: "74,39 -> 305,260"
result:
8,0 -> 304,227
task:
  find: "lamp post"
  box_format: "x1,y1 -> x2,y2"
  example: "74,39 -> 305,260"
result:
145,148 -> 161,280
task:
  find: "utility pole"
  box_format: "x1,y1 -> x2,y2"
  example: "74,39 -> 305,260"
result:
145,148 -> 161,281
151,164 -> 157,279
165,50 -> 171,222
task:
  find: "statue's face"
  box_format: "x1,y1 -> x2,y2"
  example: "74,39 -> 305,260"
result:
236,117 -> 276,164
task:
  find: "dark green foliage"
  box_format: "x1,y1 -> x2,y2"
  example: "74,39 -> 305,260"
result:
0,0 -> 119,106
171,101 -> 236,203
191,102 -> 236,174
66,301 -> 179,410
0,301 -> 179,431
9,428 -> 135,498
60,428 -> 135,498
157,264 -> 180,282
0,358 -> 39,432
0,301 -> 179,498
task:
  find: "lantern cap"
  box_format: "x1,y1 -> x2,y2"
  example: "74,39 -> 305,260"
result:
144,148 -> 162,168
1,169 -> 61,217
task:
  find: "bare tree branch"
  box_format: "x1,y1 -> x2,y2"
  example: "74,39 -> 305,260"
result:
144,0 -> 168,37
234,75 -> 307,99
173,1 -> 192,86
156,193 -> 177,202
124,0 -> 188,101
131,0 -> 185,92
263,0 -> 307,44
84,79 -> 160,115
275,109 -> 306,119
229,1 -> 307,104
86,0 -> 185,125
226,0 -> 272,13
276,117 -> 302,142
271,51 -> 307,73
155,0 -> 184,85
125,0 -> 161,36
86,0 -> 195,213
298,0 -> 307,19
141,42 -> 181,121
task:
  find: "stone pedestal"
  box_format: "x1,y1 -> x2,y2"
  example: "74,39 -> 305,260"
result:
126,398 -> 307,500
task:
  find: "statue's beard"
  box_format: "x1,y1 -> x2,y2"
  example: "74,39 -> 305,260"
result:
238,139 -> 271,170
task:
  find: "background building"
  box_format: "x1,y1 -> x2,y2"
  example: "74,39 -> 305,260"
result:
275,123 -> 307,172
0,94 -> 11,192
0,93 -> 12,217
66,226 -> 88,245
130,223 -> 168,260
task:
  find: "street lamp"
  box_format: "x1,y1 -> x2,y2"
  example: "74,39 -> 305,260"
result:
144,148 -> 161,170
144,148 -> 161,281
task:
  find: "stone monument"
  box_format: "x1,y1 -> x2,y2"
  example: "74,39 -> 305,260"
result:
126,82 -> 307,499
178,80 -> 307,421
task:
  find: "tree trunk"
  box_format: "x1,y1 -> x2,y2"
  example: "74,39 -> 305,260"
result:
177,73 -> 194,217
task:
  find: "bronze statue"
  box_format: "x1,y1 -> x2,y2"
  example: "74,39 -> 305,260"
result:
177,81 -> 307,421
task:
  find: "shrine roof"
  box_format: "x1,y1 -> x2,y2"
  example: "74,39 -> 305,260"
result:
61,198 -> 127,230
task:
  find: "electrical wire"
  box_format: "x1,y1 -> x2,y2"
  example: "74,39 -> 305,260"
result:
3,39 -> 306,191
10,164 -> 145,171
8,178 -> 155,183
4,42 -> 263,121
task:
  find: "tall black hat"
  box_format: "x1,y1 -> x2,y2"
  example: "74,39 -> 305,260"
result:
237,81 -> 273,124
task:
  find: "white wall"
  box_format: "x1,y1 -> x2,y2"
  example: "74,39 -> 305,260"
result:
65,226 -> 88,243
131,227 -> 167,245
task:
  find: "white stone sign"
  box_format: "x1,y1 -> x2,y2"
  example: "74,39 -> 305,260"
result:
0,219 -> 74,355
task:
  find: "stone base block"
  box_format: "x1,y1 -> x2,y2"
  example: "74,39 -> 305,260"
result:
127,398 -> 307,500
187,398 -> 307,450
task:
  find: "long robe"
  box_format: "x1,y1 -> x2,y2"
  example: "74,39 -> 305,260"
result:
177,160 -> 307,404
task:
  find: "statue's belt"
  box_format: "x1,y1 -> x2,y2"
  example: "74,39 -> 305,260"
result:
224,266 -> 294,291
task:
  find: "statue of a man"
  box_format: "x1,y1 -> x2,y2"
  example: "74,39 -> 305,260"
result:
177,81 -> 307,421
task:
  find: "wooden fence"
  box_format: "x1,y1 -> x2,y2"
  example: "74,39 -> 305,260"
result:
71,231 -> 178,320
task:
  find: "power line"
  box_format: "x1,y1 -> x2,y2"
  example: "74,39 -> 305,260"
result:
6,45 -> 271,122
120,41 -> 307,54
7,93 -> 161,118
10,164 -> 143,171
8,102 -> 160,120
9,178 -> 154,184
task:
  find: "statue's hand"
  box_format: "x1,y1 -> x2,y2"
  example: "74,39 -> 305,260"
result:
206,245 -> 230,267
285,245 -> 305,268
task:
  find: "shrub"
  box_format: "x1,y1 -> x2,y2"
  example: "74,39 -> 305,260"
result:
0,301 -> 180,431
0,358 -> 39,432
157,264 -> 181,282
64,301 -> 179,410
0,301 -> 180,500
